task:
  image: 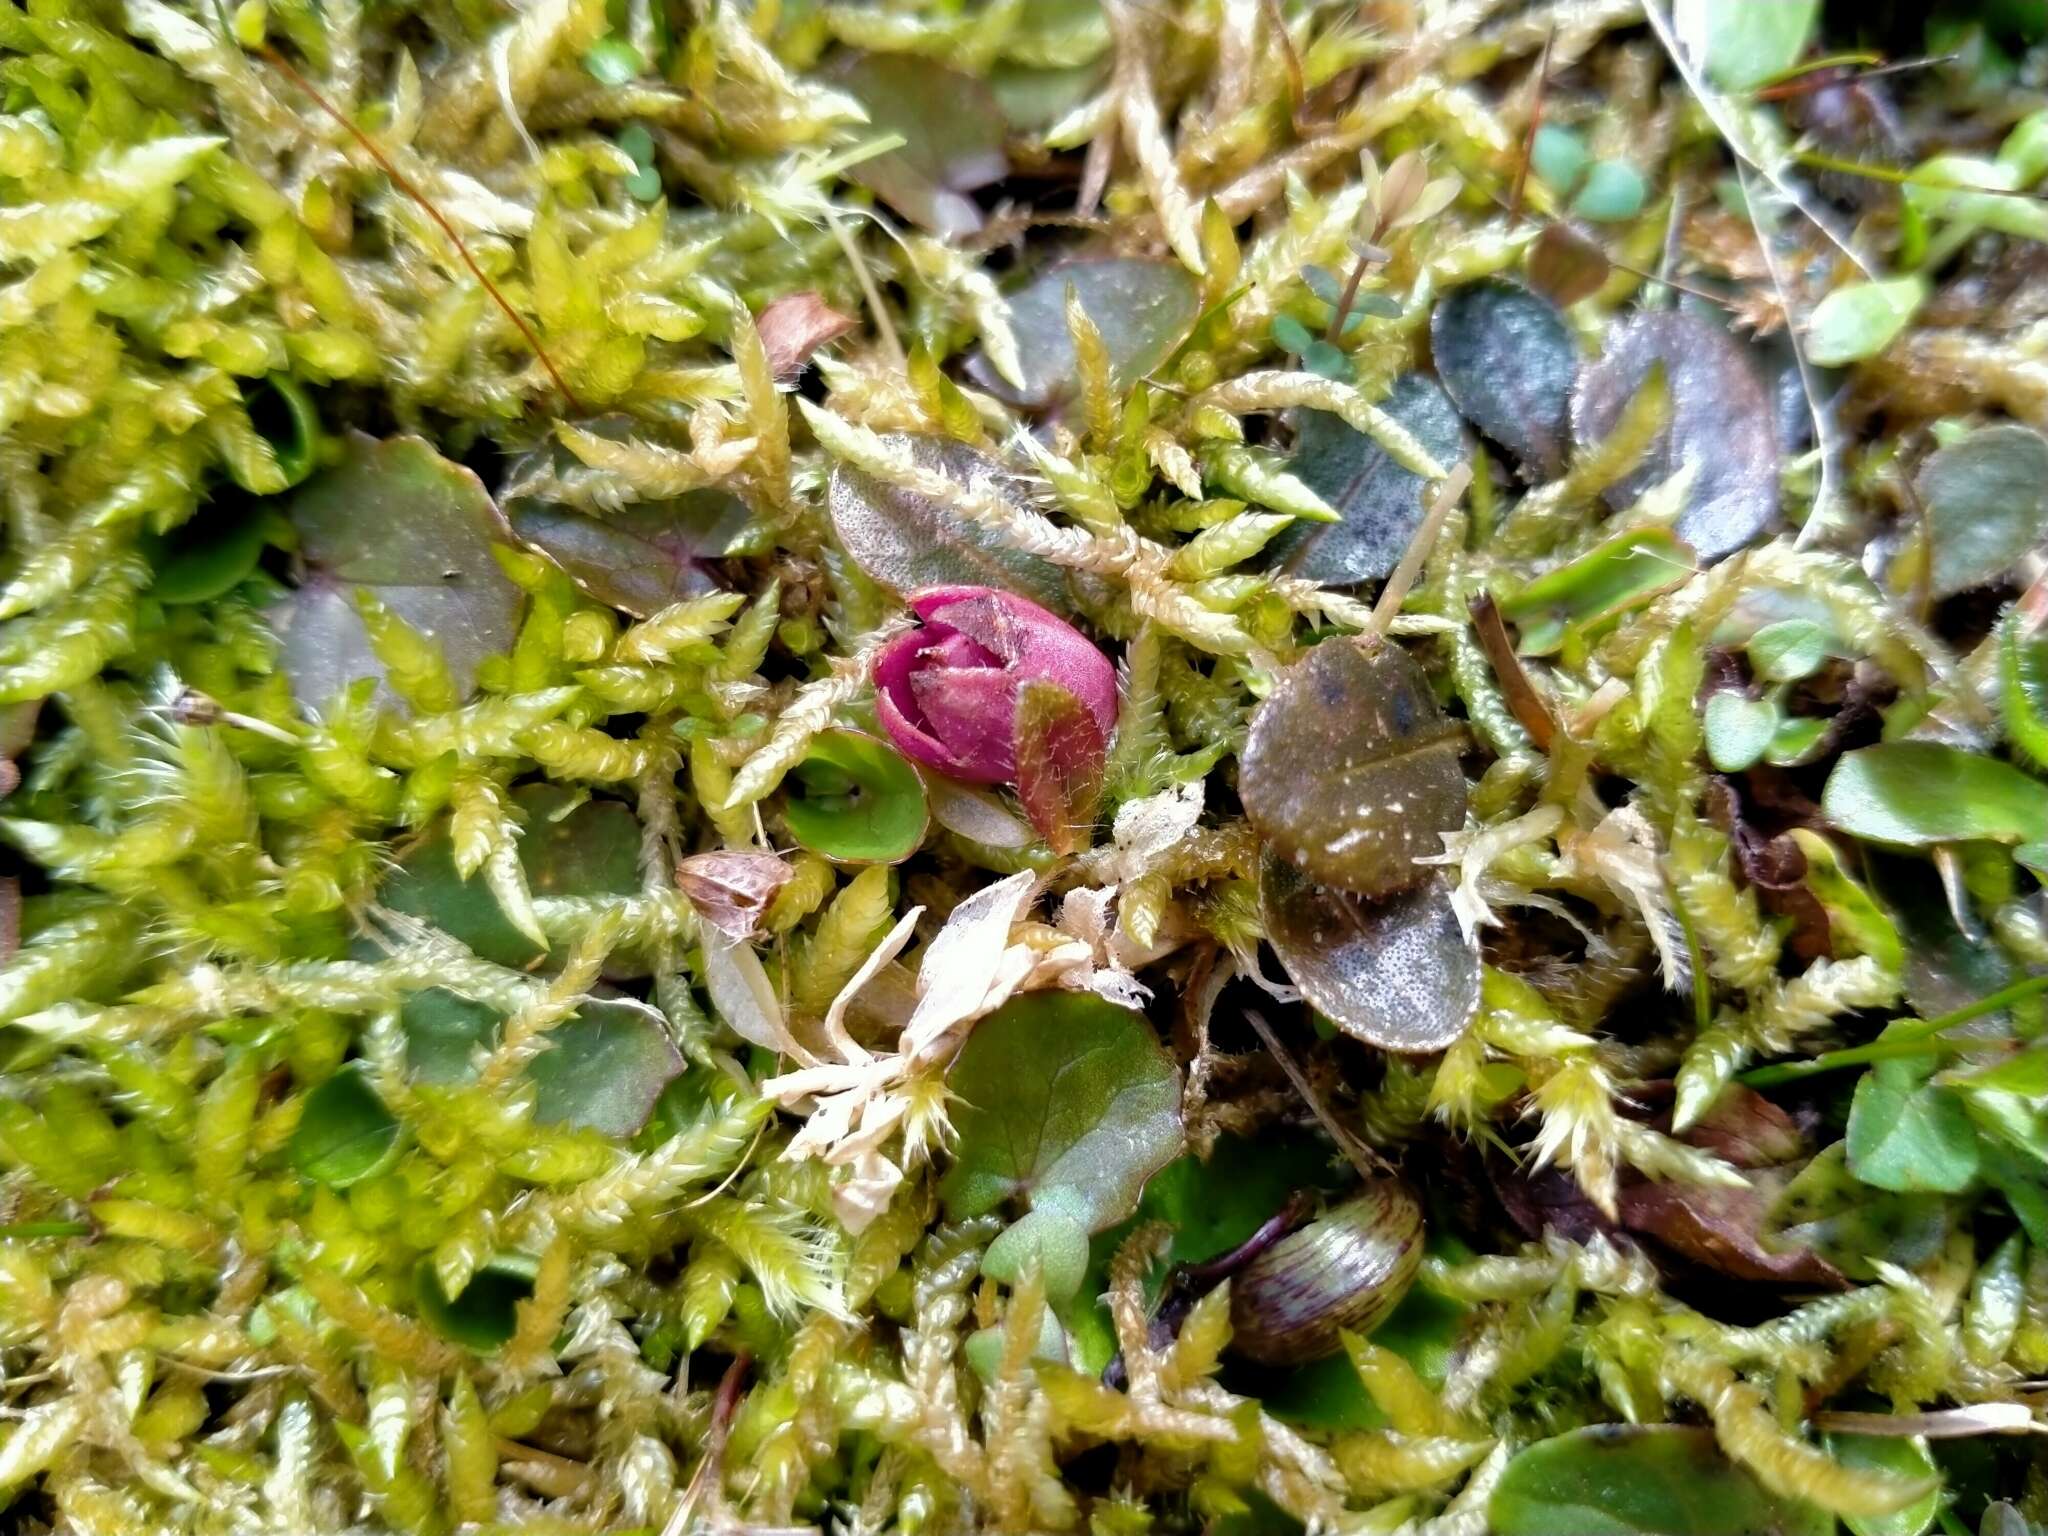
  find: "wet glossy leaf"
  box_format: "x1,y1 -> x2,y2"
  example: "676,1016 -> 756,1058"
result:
1571,160 -> 1647,223
1705,693 -> 1778,773
1491,1425 -> 1832,1536
1431,280 -> 1577,478
1822,743 -> 2048,849
1499,527 -> 1696,656
1260,853 -> 1479,1053
783,729 -> 929,864
940,990 -> 1184,1232
1674,0 -> 1821,91
1272,373 -> 1466,584
1571,312 -> 1779,562
290,1066 -> 401,1188
1240,638 -> 1466,897
507,493 -> 749,619
1805,277 -> 1927,368
974,258 -> 1200,410
1913,424 -> 2048,598
1012,679 -> 1107,855
834,54 -> 1007,237
827,434 -> 1069,610
1527,225 -> 1612,309
526,999 -> 684,1138
415,1254 -> 535,1352
272,433 -> 524,711
1825,1436 -> 1941,1536
382,786 -> 643,969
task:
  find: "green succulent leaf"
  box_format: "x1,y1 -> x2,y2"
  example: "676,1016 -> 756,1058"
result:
290,1066 -> 401,1188
939,991 -> 1184,1232
1491,1425 -> 1832,1536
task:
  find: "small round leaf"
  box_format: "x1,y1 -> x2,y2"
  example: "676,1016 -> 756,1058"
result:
414,1254 -> 537,1352
290,1066 -> 401,1188
784,729 -> 930,864
940,991 -> 1184,1232
1240,638 -> 1467,898
1431,280 -> 1578,478
1260,852 -> 1479,1054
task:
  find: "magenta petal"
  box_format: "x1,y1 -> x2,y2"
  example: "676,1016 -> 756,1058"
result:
927,591 -> 1118,739
910,666 -> 1018,782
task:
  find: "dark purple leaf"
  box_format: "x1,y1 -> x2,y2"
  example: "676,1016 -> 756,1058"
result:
1432,280 -> 1578,478
1273,373 -> 1467,584
1571,311 -> 1779,563
273,433 -> 523,711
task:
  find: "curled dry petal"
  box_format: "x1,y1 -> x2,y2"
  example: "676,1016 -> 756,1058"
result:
754,292 -> 856,380
876,586 -> 1119,790
676,850 -> 795,940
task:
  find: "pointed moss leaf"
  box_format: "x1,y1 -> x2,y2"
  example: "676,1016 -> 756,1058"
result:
1787,830 -> 1903,973
1431,280 -> 1577,478
1913,424 -> 2048,598
939,991 -> 1184,1232
981,1206 -> 1090,1302
1260,853 -> 1479,1053
1805,277 -> 1926,368
2004,608 -> 2048,768
508,494 -> 749,619
1572,160 -> 1648,222
1530,124 -> 1589,193
784,729 -> 929,864
1272,373 -> 1465,584
827,434 -> 1069,610
1705,693 -> 1778,773
1490,1425 -> 1832,1536
973,258 -> 1200,410
1673,0 -> 1821,91
526,999 -> 684,1138
833,53 -> 1007,236
290,1066 -> 401,1188
1847,1059 -> 1982,1194
1498,526 -> 1697,656
381,785 -> 642,968
1822,743 -> 2048,849
415,1254 -> 535,1352
1240,639 -> 1466,897
273,433 -> 523,712
1012,679 -> 1107,856
1571,312 -> 1779,562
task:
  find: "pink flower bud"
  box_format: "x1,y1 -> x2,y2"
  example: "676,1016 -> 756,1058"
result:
875,586 -> 1118,785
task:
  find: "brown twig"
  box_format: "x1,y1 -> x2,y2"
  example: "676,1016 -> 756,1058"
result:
1507,24 -> 1556,228
258,46 -> 585,416
1467,592 -> 1558,750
